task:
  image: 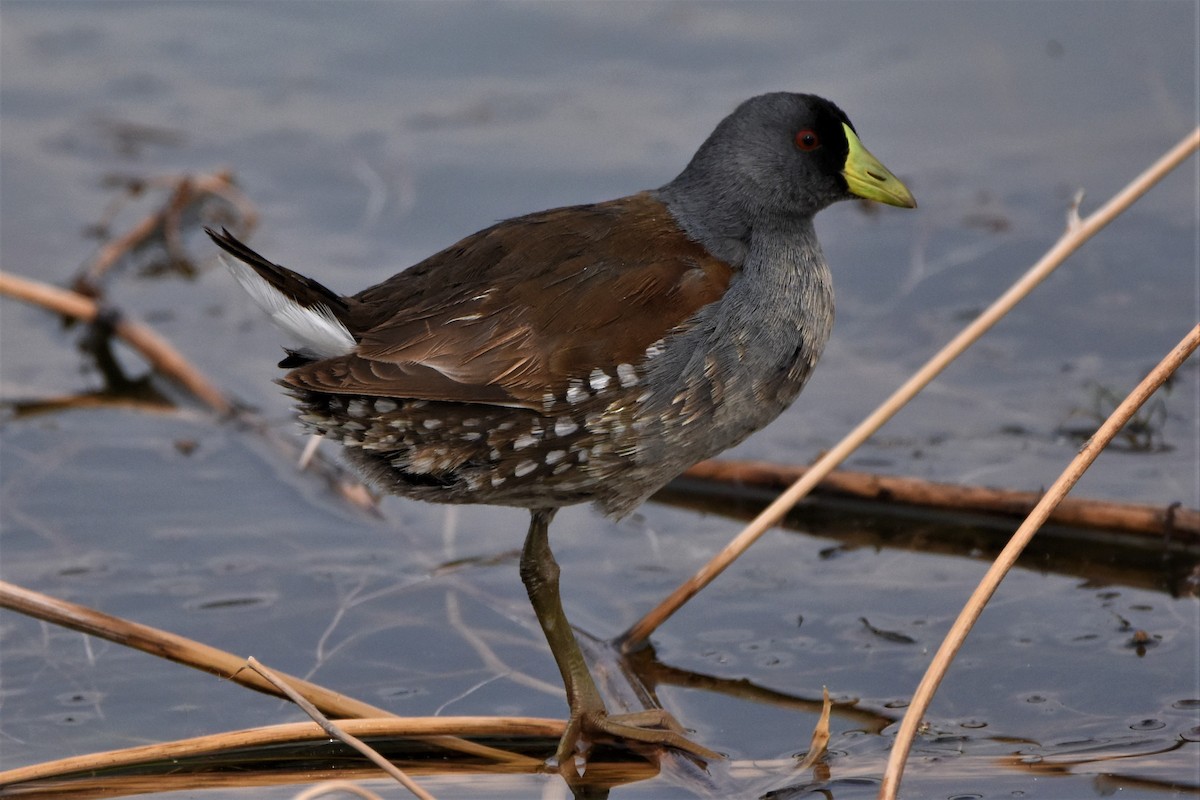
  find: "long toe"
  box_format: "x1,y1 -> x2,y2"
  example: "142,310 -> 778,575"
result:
583,709 -> 723,762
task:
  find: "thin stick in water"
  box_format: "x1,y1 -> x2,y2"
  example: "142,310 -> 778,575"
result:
244,657 -> 438,800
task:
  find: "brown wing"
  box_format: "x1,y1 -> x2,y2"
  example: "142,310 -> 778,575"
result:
283,192 -> 734,409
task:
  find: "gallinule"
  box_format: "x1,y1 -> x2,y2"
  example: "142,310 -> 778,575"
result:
209,91 -> 915,767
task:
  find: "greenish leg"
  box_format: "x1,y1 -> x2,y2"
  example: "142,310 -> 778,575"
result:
519,508 -> 722,771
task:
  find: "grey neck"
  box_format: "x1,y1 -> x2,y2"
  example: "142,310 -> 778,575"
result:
653,182 -> 753,268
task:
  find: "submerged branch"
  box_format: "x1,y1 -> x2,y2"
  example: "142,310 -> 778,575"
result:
679,460 -> 1198,540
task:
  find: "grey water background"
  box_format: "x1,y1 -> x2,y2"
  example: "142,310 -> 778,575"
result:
1,2 -> 1197,798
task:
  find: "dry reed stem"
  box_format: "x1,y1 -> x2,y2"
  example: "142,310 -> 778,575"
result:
681,460 -> 1199,539
0,716 -> 566,786
795,687 -> 833,771
244,657 -> 438,800
0,579 -> 395,720
621,126 -> 1200,651
294,782 -> 387,800
878,323 -> 1200,800
0,270 -> 234,415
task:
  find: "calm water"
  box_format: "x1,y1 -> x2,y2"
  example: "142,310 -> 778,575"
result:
1,3 -> 1197,798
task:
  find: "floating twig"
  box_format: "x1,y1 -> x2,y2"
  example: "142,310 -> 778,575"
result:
0,716 -> 568,788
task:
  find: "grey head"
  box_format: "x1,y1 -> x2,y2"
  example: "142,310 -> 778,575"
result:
657,92 -> 914,264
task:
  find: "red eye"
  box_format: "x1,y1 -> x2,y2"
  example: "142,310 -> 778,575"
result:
794,129 -> 820,151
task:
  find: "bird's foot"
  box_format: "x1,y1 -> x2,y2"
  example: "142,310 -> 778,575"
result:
554,707 -> 722,772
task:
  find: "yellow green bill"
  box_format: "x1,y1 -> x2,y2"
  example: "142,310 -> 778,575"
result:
842,123 -> 917,209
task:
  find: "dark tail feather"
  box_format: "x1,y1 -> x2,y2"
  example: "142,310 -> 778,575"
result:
205,227 -> 349,316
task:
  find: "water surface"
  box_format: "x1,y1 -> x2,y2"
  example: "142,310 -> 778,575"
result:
1,3 -> 1196,798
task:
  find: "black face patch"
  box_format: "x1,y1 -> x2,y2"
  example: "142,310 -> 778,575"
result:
793,97 -> 852,183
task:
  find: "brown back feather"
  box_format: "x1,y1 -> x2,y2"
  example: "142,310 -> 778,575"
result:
283,193 -> 734,408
